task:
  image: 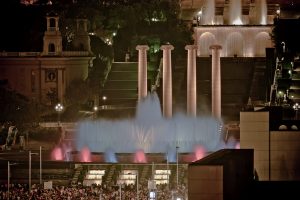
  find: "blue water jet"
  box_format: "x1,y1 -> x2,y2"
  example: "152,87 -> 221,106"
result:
76,92 -> 223,162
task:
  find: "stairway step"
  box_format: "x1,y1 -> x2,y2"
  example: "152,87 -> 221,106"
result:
104,80 -> 138,89
108,72 -> 138,80
101,90 -> 138,99
111,62 -> 138,71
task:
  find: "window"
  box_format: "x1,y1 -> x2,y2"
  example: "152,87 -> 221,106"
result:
45,69 -> 57,82
31,70 -> 36,92
50,18 -> 56,28
48,43 -> 55,53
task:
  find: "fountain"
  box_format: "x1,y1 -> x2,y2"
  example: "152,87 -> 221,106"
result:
229,0 -> 243,25
256,0 -> 268,25
202,0 -> 215,25
195,0 -> 272,57
75,92 -> 224,163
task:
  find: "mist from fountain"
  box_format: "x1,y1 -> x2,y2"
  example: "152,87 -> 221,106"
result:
229,0 -> 243,25
76,92 -> 224,163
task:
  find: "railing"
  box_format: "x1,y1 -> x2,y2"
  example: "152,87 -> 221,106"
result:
48,27 -> 58,32
0,51 -> 91,57
151,58 -> 163,92
39,122 -> 77,128
62,51 -> 90,56
0,52 -> 41,57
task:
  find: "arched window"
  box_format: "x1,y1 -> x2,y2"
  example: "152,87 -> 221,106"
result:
79,21 -> 84,31
226,32 -> 244,57
198,32 -> 217,56
48,43 -> 55,53
255,32 -> 272,57
50,18 -> 56,28
79,43 -> 85,51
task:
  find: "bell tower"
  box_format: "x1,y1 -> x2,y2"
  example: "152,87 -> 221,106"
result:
73,18 -> 91,52
42,12 -> 62,55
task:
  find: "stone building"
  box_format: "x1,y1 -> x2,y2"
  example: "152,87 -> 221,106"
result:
0,12 -> 94,105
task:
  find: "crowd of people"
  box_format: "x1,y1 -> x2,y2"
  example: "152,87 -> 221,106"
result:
0,182 -> 187,200
0,122 -> 188,199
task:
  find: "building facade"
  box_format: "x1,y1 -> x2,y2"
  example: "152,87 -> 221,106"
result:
0,12 -> 94,105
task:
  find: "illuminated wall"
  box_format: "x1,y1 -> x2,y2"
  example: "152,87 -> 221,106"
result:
240,111 -> 300,181
194,26 -> 273,57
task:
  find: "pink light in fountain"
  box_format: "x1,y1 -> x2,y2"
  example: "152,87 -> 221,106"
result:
51,146 -> 64,161
235,142 -> 240,149
80,146 -> 91,162
193,145 -> 206,161
134,149 -> 147,163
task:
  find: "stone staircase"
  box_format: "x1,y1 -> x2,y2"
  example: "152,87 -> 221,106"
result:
289,57 -> 300,102
195,57 -> 265,121
71,164 -> 83,185
98,62 -> 138,118
173,58 -> 188,113
101,62 -> 138,107
140,165 -> 151,183
103,164 -> 117,185
248,58 -> 269,104
98,61 -> 158,118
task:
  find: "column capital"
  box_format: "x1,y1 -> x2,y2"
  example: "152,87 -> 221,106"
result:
185,45 -> 198,50
209,44 -> 222,50
160,44 -> 174,51
136,45 -> 149,51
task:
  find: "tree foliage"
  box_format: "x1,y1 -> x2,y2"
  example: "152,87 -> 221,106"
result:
0,0 -> 192,120
272,18 -> 300,56
0,88 -> 41,125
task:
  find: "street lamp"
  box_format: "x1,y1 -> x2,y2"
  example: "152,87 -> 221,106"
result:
281,41 -> 286,53
176,146 -> 179,189
29,151 -> 39,191
39,146 -> 42,185
7,161 -> 18,200
102,96 -> 107,109
119,183 -> 122,200
276,8 -> 280,18
136,171 -> 139,200
93,106 -> 98,119
293,103 -> 299,119
55,103 -> 64,125
167,156 -> 169,191
197,9 -> 202,25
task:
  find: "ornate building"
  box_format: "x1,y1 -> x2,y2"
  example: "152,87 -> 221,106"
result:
0,12 -> 94,105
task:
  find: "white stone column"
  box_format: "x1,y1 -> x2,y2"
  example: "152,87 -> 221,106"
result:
185,45 -> 197,117
210,45 -> 222,119
136,45 -> 149,100
160,44 -> 174,118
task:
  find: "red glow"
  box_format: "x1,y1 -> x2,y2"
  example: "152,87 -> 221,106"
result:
193,145 -> 206,161
80,146 -> 92,162
235,142 -> 240,149
134,150 -> 147,163
51,146 -> 64,161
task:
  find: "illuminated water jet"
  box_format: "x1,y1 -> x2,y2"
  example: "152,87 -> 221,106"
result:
256,0 -> 267,25
134,150 -> 147,163
51,146 -> 64,161
80,146 -> 92,162
229,0 -> 243,25
76,92 -> 223,162
193,145 -> 206,161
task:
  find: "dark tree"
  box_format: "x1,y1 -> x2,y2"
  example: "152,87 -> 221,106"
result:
0,88 -> 41,125
272,18 -> 300,56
